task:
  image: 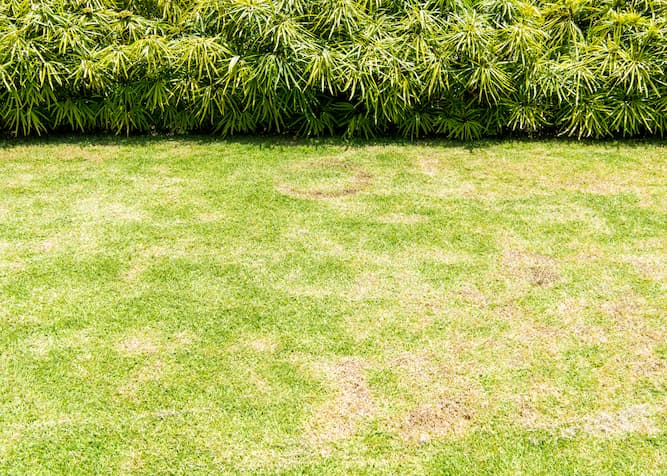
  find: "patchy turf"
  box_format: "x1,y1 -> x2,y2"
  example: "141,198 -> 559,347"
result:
0,138 -> 665,474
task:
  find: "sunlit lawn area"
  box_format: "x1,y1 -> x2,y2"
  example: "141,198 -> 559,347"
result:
0,138 -> 665,474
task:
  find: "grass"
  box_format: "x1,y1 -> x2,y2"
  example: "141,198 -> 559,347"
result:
0,137 -> 665,474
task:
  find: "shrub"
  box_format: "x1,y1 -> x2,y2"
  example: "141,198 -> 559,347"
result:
1,0 -> 666,139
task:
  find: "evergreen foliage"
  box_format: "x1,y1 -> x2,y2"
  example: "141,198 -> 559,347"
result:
1,0 -> 666,138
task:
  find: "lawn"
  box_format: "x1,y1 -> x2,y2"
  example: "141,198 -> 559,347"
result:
0,138 -> 665,474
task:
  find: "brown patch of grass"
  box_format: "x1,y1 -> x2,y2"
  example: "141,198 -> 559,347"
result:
277,160 -> 372,200
119,448 -> 145,473
501,247 -> 562,289
124,260 -> 147,283
247,337 -> 278,353
601,294 -> 645,320
304,357 -> 376,447
39,240 -> 57,252
505,318 -> 570,352
457,284 -> 489,307
563,177 -> 650,200
514,382 -> 564,429
417,157 -> 442,177
344,269 -> 444,334
532,204 -> 610,233
27,335 -> 58,358
281,228 -> 348,257
620,253 -> 667,282
346,272 -> 384,301
390,352 -> 442,385
389,348 -> 470,397
388,351 -> 481,442
172,330 -> 195,346
277,179 -> 370,199
400,399 -> 473,442
115,329 -> 196,357
116,334 -> 160,355
230,334 -> 279,354
579,404 -> 660,436
529,265 -> 560,287
243,368 -> 272,394
4,173 -> 36,189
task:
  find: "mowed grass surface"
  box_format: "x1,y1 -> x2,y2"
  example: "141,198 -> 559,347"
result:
0,138 -> 665,474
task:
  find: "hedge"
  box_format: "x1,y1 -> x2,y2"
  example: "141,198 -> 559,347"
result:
1,0 -> 666,139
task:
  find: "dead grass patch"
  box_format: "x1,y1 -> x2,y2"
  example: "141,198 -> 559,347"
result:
579,404 -> 660,436
390,351 -> 443,386
281,228 -> 348,257
119,448 -> 145,473
344,270 -> 444,333
620,253 -> 667,282
124,260 -> 148,283
505,319 -> 569,351
0,256 -> 26,273
400,399 -> 473,442
346,271 -> 385,301
247,337 -> 278,353
531,204 -> 610,232
388,351 -> 482,442
143,173 -> 186,197
389,348 -> 475,396
230,334 -> 279,354
304,357 -> 376,447
171,330 -> 195,347
39,240 -> 57,252
457,284 -> 489,307
529,265 -> 560,287
563,176 -> 652,201
277,160 -> 372,199
601,293 -> 646,321
116,334 -> 160,355
501,247 -> 561,288
417,157 -> 443,177
115,329 -> 194,356
4,173 -> 35,188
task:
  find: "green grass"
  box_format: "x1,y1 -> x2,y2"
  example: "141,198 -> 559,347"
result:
0,138 -> 665,475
